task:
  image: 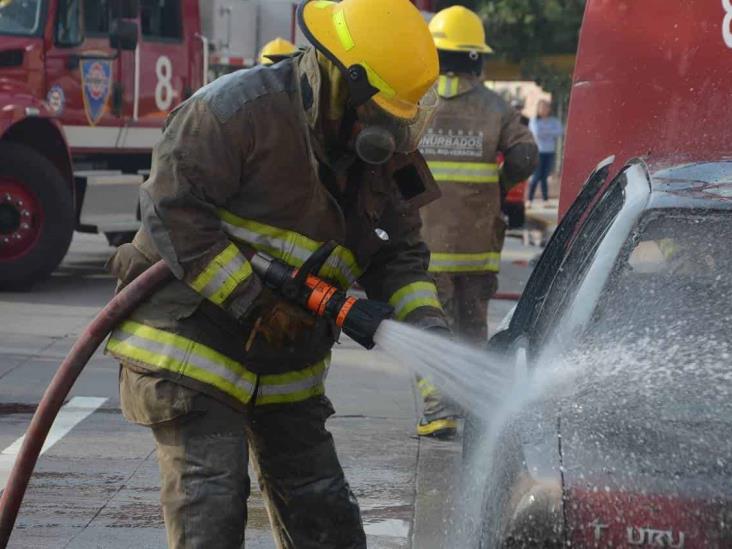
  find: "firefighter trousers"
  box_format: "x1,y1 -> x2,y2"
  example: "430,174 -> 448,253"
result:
420,273 -> 498,419
119,365 -> 366,549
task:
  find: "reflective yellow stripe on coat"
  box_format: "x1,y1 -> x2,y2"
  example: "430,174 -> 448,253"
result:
189,243 -> 253,305
427,161 -> 499,184
388,281 -> 443,321
437,75 -> 460,98
106,321 -> 331,406
429,251 -> 501,273
218,210 -> 362,290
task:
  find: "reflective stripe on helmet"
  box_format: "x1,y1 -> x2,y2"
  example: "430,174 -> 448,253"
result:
333,9 -> 355,51
429,251 -> 501,273
107,322 -> 332,407
427,161 -> 499,184
189,243 -> 253,306
331,8 -> 396,99
388,281 -> 443,321
218,210 -> 362,290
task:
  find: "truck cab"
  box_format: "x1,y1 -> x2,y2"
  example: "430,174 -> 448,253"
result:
0,0 -> 207,287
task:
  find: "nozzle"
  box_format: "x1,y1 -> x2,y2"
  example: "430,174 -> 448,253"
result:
339,298 -> 394,350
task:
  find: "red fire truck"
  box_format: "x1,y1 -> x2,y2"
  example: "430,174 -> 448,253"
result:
561,0 -> 732,217
0,0 -> 200,287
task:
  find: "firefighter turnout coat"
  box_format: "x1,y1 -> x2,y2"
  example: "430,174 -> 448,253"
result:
105,49 -> 446,411
419,74 -> 537,275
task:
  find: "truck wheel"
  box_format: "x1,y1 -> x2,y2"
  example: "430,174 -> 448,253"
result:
105,231 -> 136,247
0,142 -> 74,289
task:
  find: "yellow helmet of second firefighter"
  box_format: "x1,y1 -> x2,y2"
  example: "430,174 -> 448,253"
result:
297,0 -> 438,120
259,37 -> 298,65
429,6 -> 493,54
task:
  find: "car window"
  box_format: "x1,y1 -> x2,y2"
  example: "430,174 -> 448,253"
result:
141,0 -> 181,41
588,210 -> 732,340
576,210 -> 732,423
528,176 -> 626,352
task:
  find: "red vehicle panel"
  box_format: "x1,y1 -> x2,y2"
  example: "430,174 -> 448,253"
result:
560,0 -> 732,217
567,489 -> 732,548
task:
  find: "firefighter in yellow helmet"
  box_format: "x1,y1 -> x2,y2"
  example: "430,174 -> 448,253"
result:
258,37 -> 298,65
104,0 -> 445,546
415,6 -> 538,438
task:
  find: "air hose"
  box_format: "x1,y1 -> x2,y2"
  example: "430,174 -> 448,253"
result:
0,242 -> 393,547
0,260 -> 172,548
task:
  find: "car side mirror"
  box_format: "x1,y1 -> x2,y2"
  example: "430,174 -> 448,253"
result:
111,0 -> 139,19
110,20 -> 139,51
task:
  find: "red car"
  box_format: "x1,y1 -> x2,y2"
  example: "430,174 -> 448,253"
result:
464,158 -> 732,547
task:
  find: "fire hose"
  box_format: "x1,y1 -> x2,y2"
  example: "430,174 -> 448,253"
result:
0,241 -> 393,548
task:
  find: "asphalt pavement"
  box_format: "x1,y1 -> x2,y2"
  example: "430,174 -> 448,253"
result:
0,231 -> 542,548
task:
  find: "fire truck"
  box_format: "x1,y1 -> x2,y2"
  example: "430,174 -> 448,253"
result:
0,0 -> 309,288
560,0 -> 732,216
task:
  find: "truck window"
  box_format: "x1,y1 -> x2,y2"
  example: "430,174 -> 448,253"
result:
83,0 -> 109,35
0,0 -> 44,37
141,0 -> 181,41
56,0 -> 83,46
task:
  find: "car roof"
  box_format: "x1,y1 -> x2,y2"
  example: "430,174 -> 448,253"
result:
645,160 -> 732,210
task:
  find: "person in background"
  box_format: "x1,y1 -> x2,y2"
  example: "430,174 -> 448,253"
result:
258,37 -> 298,65
528,99 -> 563,206
417,6 -> 538,439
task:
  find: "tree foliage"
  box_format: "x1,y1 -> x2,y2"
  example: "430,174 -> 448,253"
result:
477,0 -> 586,61
434,0 -> 586,112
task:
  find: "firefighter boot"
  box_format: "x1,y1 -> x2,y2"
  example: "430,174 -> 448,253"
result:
416,377 -> 459,439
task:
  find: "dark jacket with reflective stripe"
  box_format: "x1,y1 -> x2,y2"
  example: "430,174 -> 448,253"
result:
419,74 -> 537,273
105,49 -> 446,409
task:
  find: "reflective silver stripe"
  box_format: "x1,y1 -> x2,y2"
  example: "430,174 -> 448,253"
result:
198,251 -> 250,301
392,289 -> 440,316
257,370 -> 328,396
323,251 -> 359,287
110,328 -> 256,396
427,163 -> 499,183
221,219 -> 361,287
223,221 -> 312,262
429,258 -> 500,270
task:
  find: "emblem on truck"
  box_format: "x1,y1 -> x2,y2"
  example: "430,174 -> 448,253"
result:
81,59 -> 112,126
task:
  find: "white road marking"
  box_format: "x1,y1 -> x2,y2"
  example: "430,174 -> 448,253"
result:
0,396 -> 107,491
363,518 -> 410,539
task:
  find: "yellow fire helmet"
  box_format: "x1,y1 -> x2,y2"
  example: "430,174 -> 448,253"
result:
429,5 -> 493,54
258,37 -> 298,65
297,0 -> 438,122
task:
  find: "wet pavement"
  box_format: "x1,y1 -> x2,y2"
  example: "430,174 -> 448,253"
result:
0,231 -> 541,548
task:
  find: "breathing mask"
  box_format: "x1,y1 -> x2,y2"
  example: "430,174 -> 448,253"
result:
354,87 -> 439,165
